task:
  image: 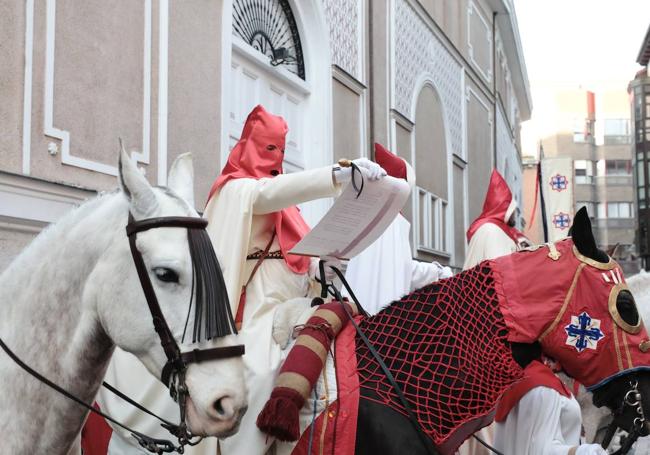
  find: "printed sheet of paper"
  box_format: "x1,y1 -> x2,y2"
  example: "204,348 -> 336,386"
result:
290,176 -> 410,260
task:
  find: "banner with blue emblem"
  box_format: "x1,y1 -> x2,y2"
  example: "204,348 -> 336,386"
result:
541,157 -> 574,242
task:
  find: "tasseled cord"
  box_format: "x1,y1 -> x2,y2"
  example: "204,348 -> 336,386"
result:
256,300 -> 359,441
182,228 -> 236,343
257,388 -> 305,441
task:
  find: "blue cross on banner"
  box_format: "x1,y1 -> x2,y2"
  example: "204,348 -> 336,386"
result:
549,174 -> 569,191
552,212 -> 571,230
565,312 -> 605,352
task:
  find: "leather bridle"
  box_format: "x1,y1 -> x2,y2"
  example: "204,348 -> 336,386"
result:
600,378 -> 649,455
0,214 -> 245,454
124,214 -> 245,451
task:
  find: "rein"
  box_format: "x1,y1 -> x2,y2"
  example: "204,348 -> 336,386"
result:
0,213 -> 245,454
601,378 -> 648,455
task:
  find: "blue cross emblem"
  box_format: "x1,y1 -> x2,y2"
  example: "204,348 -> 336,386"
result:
565,312 -> 605,353
552,212 -> 571,230
550,174 -> 568,191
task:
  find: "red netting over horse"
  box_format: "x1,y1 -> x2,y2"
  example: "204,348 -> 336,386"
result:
355,263 -> 523,454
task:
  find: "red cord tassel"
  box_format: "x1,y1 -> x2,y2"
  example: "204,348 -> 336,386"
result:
256,387 -> 304,441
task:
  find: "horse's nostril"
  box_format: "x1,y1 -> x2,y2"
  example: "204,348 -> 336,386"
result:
214,398 -> 225,416
212,396 -> 236,419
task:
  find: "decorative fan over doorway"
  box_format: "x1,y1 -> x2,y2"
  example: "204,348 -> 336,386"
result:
232,0 -> 306,80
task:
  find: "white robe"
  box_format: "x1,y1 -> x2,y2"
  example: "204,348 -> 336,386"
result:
344,214 -> 452,315
98,167 -> 339,455
494,387 -> 606,455
462,222 -> 518,270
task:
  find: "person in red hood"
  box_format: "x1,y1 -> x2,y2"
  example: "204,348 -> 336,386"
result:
463,169 -> 530,270
204,105 -> 386,455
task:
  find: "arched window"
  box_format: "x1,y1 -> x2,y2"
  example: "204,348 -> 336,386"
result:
414,84 -> 449,255
232,0 -> 305,80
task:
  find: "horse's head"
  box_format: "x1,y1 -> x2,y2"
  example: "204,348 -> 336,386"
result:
496,207 -> 650,438
93,148 -> 247,438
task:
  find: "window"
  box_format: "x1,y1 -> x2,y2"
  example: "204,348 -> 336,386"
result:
637,162 -> 646,187
575,160 -> 594,184
606,202 -> 633,218
605,160 -> 632,176
416,187 -> 448,254
232,0 -> 306,79
603,119 -> 631,144
639,187 -> 647,210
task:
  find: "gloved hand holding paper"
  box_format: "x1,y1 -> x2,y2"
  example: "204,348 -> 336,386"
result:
290,175 -> 410,260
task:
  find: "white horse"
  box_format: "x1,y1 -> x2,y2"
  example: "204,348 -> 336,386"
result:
0,149 -> 247,454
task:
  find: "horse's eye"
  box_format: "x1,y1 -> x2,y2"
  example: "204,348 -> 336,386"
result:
153,267 -> 179,284
266,144 -> 277,151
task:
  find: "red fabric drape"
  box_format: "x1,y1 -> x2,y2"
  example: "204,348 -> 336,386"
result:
207,105 -> 310,274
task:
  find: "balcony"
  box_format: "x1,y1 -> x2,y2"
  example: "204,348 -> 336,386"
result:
594,175 -> 633,186
593,218 -> 636,230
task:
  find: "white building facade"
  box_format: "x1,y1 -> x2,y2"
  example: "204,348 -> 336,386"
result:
1,0 -> 530,271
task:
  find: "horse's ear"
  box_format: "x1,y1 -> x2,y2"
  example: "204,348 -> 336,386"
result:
118,140 -> 158,217
167,153 -> 195,208
571,207 -> 599,259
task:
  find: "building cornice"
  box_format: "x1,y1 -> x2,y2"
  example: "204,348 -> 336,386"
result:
484,0 -> 532,120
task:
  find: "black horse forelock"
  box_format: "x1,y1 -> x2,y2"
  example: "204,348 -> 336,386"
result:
183,227 -> 236,342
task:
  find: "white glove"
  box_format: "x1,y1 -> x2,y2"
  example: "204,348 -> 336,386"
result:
575,444 -> 608,455
333,157 -> 387,184
309,256 -> 342,283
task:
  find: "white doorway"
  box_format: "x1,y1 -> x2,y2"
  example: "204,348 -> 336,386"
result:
224,0 -> 333,226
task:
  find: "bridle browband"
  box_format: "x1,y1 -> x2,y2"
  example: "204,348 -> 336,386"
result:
0,213 -> 244,454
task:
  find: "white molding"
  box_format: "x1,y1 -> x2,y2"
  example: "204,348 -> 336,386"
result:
22,0 -> 34,176
332,65 -> 367,96
157,0 -> 168,185
467,1 -> 493,84
466,85 -> 493,125
0,172 -> 93,225
220,1 -> 234,166
132,0 -> 152,167
43,0 -> 154,177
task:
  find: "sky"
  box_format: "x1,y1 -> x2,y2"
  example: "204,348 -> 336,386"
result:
513,0 -> 650,155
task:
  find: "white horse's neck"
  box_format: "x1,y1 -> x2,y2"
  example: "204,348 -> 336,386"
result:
0,192 -> 126,453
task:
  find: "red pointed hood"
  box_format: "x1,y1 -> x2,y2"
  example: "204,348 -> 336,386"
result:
207,105 -> 310,274
467,169 -> 525,244
374,143 -> 415,189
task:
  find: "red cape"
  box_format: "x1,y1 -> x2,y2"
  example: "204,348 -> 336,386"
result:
207,105 -> 310,274
495,360 -> 571,422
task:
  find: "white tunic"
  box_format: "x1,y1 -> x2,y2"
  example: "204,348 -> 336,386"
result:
494,387 -> 606,455
462,222 -> 518,270
344,214 -> 452,315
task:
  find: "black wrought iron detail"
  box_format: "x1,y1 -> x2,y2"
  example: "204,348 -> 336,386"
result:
232,0 -> 305,80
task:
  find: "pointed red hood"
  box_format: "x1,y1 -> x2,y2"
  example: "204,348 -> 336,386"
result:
207,105 -> 310,274
374,143 -> 407,180
467,169 -> 526,244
